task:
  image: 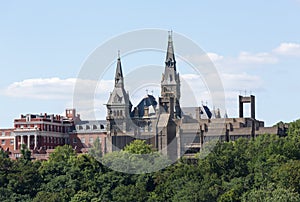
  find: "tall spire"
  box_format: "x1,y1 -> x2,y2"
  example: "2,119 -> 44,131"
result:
165,30 -> 176,70
115,50 -> 124,87
161,31 -> 181,118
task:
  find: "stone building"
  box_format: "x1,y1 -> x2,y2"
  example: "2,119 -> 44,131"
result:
105,31 -> 287,160
0,31 -> 288,160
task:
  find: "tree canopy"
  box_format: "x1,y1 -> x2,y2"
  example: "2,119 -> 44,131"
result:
0,119 -> 300,201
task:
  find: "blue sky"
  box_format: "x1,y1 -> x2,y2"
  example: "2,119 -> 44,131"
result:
1,0 -> 300,127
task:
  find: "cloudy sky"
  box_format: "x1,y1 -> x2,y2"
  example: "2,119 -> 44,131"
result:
1,0 -> 300,127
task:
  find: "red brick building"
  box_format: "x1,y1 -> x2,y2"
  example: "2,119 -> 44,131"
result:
4,109 -> 79,159
70,120 -> 107,154
0,128 -> 15,152
0,109 -> 108,160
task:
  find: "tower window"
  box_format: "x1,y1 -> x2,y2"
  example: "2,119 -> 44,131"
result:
170,74 -> 173,81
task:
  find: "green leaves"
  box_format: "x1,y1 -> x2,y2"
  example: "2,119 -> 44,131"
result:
123,140 -> 153,154
1,119 -> 300,201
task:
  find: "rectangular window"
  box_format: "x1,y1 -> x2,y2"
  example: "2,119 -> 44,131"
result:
10,139 -> 14,145
73,138 -> 77,143
2,132 -> 5,136
1,140 -> 5,145
89,137 -> 93,144
81,138 -> 85,144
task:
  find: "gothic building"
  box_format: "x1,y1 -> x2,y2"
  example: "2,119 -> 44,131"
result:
105,32 -> 287,160
0,32 -> 287,161
106,32 -> 181,159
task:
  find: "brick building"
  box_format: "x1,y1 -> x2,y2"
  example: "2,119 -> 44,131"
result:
0,109 -> 108,160
70,120 -> 107,154
0,128 -> 15,152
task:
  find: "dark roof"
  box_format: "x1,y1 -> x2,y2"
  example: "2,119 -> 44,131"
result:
202,105 -> 212,119
131,94 -> 157,117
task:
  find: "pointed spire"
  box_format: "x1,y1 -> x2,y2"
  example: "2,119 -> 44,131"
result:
115,50 -> 124,87
165,30 -> 176,69
224,110 -> 228,118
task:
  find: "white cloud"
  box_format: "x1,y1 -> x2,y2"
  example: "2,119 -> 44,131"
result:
222,73 -> 263,91
2,77 -> 115,120
3,77 -> 113,100
207,52 -> 224,62
4,77 -> 75,99
181,52 -> 224,65
237,51 -> 278,64
273,42 -> 300,56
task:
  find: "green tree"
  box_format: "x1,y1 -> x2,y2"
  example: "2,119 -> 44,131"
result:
89,137 -> 102,161
0,150 -> 12,187
241,184 -> 300,202
7,157 -> 41,198
288,119 -> 300,136
101,140 -> 170,174
123,140 -> 153,154
273,160 -> 300,193
33,191 -> 62,202
20,144 -> 31,162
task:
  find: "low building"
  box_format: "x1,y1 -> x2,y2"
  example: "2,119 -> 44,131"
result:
0,128 -> 15,152
70,120 -> 107,154
5,109 -> 79,159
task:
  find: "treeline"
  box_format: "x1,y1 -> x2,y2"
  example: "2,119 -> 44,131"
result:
0,120 -> 300,202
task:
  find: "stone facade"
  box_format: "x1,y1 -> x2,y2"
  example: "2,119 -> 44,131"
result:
0,31 -> 288,160
105,31 -> 288,160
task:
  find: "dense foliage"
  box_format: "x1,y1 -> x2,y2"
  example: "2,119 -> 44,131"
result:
1,120 -> 300,202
